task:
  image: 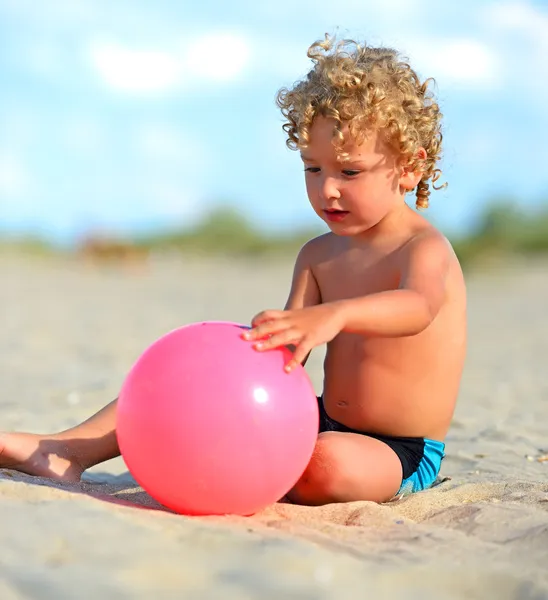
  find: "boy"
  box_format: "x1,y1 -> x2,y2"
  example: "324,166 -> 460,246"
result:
0,36 -> 466,504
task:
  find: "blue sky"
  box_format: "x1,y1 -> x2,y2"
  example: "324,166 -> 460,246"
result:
1,0 -> 547,245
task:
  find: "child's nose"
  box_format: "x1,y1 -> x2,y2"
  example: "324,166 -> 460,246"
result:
319,176 -> 341,201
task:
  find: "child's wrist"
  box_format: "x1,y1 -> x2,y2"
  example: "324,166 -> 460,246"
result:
332,299 -> 351,333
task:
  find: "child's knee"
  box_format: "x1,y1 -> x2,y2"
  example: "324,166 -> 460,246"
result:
289,434 -> 351,505
288,431 -> 403,505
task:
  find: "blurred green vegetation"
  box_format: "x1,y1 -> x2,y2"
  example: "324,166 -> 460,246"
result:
132,207 -> 322,257
448,200 -> 548,268
2,200 -> 548,269
0,236 -> 61,256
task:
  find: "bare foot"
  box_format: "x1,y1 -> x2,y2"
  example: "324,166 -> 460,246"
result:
0,432 -> 86,482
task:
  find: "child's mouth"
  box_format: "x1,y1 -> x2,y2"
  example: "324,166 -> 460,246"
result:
323,209 -> 349,222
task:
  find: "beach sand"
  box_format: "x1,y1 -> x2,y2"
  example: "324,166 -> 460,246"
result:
1,252 -> 547,599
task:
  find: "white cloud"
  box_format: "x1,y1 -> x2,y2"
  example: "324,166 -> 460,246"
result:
400,37 -> 502,89
181,33 -> 251,82
86,32 -> 251,97
87,39 -> 182,95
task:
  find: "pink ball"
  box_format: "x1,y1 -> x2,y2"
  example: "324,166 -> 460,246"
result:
116,321 -> 319,516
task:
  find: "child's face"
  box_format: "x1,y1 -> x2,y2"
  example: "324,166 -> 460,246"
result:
301,116 -> 414,236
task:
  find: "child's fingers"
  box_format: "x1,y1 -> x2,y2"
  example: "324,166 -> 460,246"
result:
284,356 -> 302,373
250,310 -> 284,327
285,341 -> 312,371
253,329 -> 300,351
244,318 -> 287,341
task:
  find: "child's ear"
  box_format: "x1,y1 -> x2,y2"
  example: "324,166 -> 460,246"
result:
400,147 -> 427,190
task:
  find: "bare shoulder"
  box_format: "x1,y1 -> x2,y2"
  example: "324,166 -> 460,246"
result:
398,223 -> 459,272
396,222 -> 465,310
296,232 -> 335,266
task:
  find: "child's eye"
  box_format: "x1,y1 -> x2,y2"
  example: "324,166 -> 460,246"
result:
342,169 -> 361,177
304,167 -> 320,173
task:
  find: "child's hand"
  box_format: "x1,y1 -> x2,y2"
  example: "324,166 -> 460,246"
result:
243,303 -> 345,372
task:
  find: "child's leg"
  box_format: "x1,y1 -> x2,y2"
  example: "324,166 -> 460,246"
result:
0,399 -> 119,482
287,431 -> 403,505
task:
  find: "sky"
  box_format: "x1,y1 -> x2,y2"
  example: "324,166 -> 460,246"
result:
1,0 -> 547,245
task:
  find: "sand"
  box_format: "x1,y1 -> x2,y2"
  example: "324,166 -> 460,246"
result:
1,252 -> 547,599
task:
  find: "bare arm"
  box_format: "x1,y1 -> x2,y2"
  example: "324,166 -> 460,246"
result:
337,233 -> 451,337
282,240 -> 322,365
284,240 -> 322,312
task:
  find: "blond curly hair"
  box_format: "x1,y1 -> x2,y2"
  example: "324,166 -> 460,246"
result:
276,35 -> 447,209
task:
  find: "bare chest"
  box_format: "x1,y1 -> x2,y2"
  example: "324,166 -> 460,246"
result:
314,253 -> 401,303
